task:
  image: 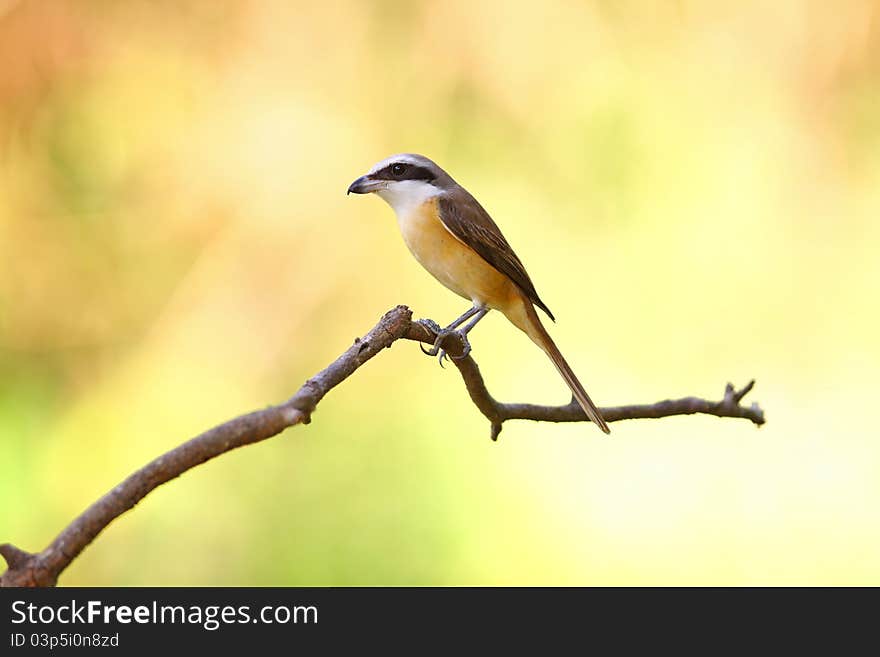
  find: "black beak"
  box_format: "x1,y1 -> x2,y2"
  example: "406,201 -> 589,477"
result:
347,175 -> 371,195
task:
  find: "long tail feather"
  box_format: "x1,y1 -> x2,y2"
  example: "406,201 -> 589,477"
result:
518,297 -> 611,435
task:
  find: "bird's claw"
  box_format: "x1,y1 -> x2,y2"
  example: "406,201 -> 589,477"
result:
416,318 -> 442,334
420,328 -> 472,367
417,319 -> 445,359
422,330 -> 450,357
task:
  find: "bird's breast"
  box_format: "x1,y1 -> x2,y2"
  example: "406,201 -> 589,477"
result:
395,197 -> 514,309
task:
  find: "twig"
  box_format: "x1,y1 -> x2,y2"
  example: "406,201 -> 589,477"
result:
405,322 -> 764,440
1,305 -> 764,586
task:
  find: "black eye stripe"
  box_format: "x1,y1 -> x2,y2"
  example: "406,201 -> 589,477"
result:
408,166 -> 435,181
375,163 -> 435,182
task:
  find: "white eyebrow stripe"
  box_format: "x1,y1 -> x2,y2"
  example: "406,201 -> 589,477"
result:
368,153 -> 425,175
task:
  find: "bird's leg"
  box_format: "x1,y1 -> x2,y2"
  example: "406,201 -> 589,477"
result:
444,307 -> 489,362
418,306 -> 479,354
419,306 -> 489,366
445,305 -> 482,331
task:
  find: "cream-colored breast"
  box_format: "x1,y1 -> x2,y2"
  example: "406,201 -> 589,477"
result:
395,197 -> 512,308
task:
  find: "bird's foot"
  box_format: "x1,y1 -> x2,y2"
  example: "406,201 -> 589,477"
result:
417,319 -> 447,360
416,319 -> 444,358
419,328 -> 473,368
418,329 -> 450,359
439,331 -> 473,366
416,318 -> 443,335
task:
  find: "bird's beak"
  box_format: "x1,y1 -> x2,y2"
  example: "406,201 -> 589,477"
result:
347,174 -> 383,195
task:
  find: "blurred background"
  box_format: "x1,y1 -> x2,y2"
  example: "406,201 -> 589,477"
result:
1,0 -> 879,585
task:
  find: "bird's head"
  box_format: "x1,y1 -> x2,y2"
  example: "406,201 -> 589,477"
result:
348,153 -> 454,214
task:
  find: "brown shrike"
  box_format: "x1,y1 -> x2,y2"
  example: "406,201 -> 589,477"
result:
348,153 -> 610,434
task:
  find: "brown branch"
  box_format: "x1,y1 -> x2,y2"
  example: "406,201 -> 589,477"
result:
404,322 -> 764,440
1,305 -> 764,587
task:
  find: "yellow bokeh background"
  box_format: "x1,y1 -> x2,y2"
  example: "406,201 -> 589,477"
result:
1,0 -> 879,585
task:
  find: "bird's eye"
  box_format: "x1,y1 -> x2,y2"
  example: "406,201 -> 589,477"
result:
391,163 -> 406,176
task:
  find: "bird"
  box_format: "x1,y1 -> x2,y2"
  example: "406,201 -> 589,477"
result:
348,153 -> 610,434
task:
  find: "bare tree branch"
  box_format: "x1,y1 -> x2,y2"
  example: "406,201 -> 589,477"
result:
404,322 -> 764,440
1,305 -> 764,587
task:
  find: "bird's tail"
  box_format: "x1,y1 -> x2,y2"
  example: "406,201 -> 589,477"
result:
508,293 -> 610,435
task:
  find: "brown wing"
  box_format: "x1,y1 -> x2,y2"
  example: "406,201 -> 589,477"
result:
438,189 -> 555,321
